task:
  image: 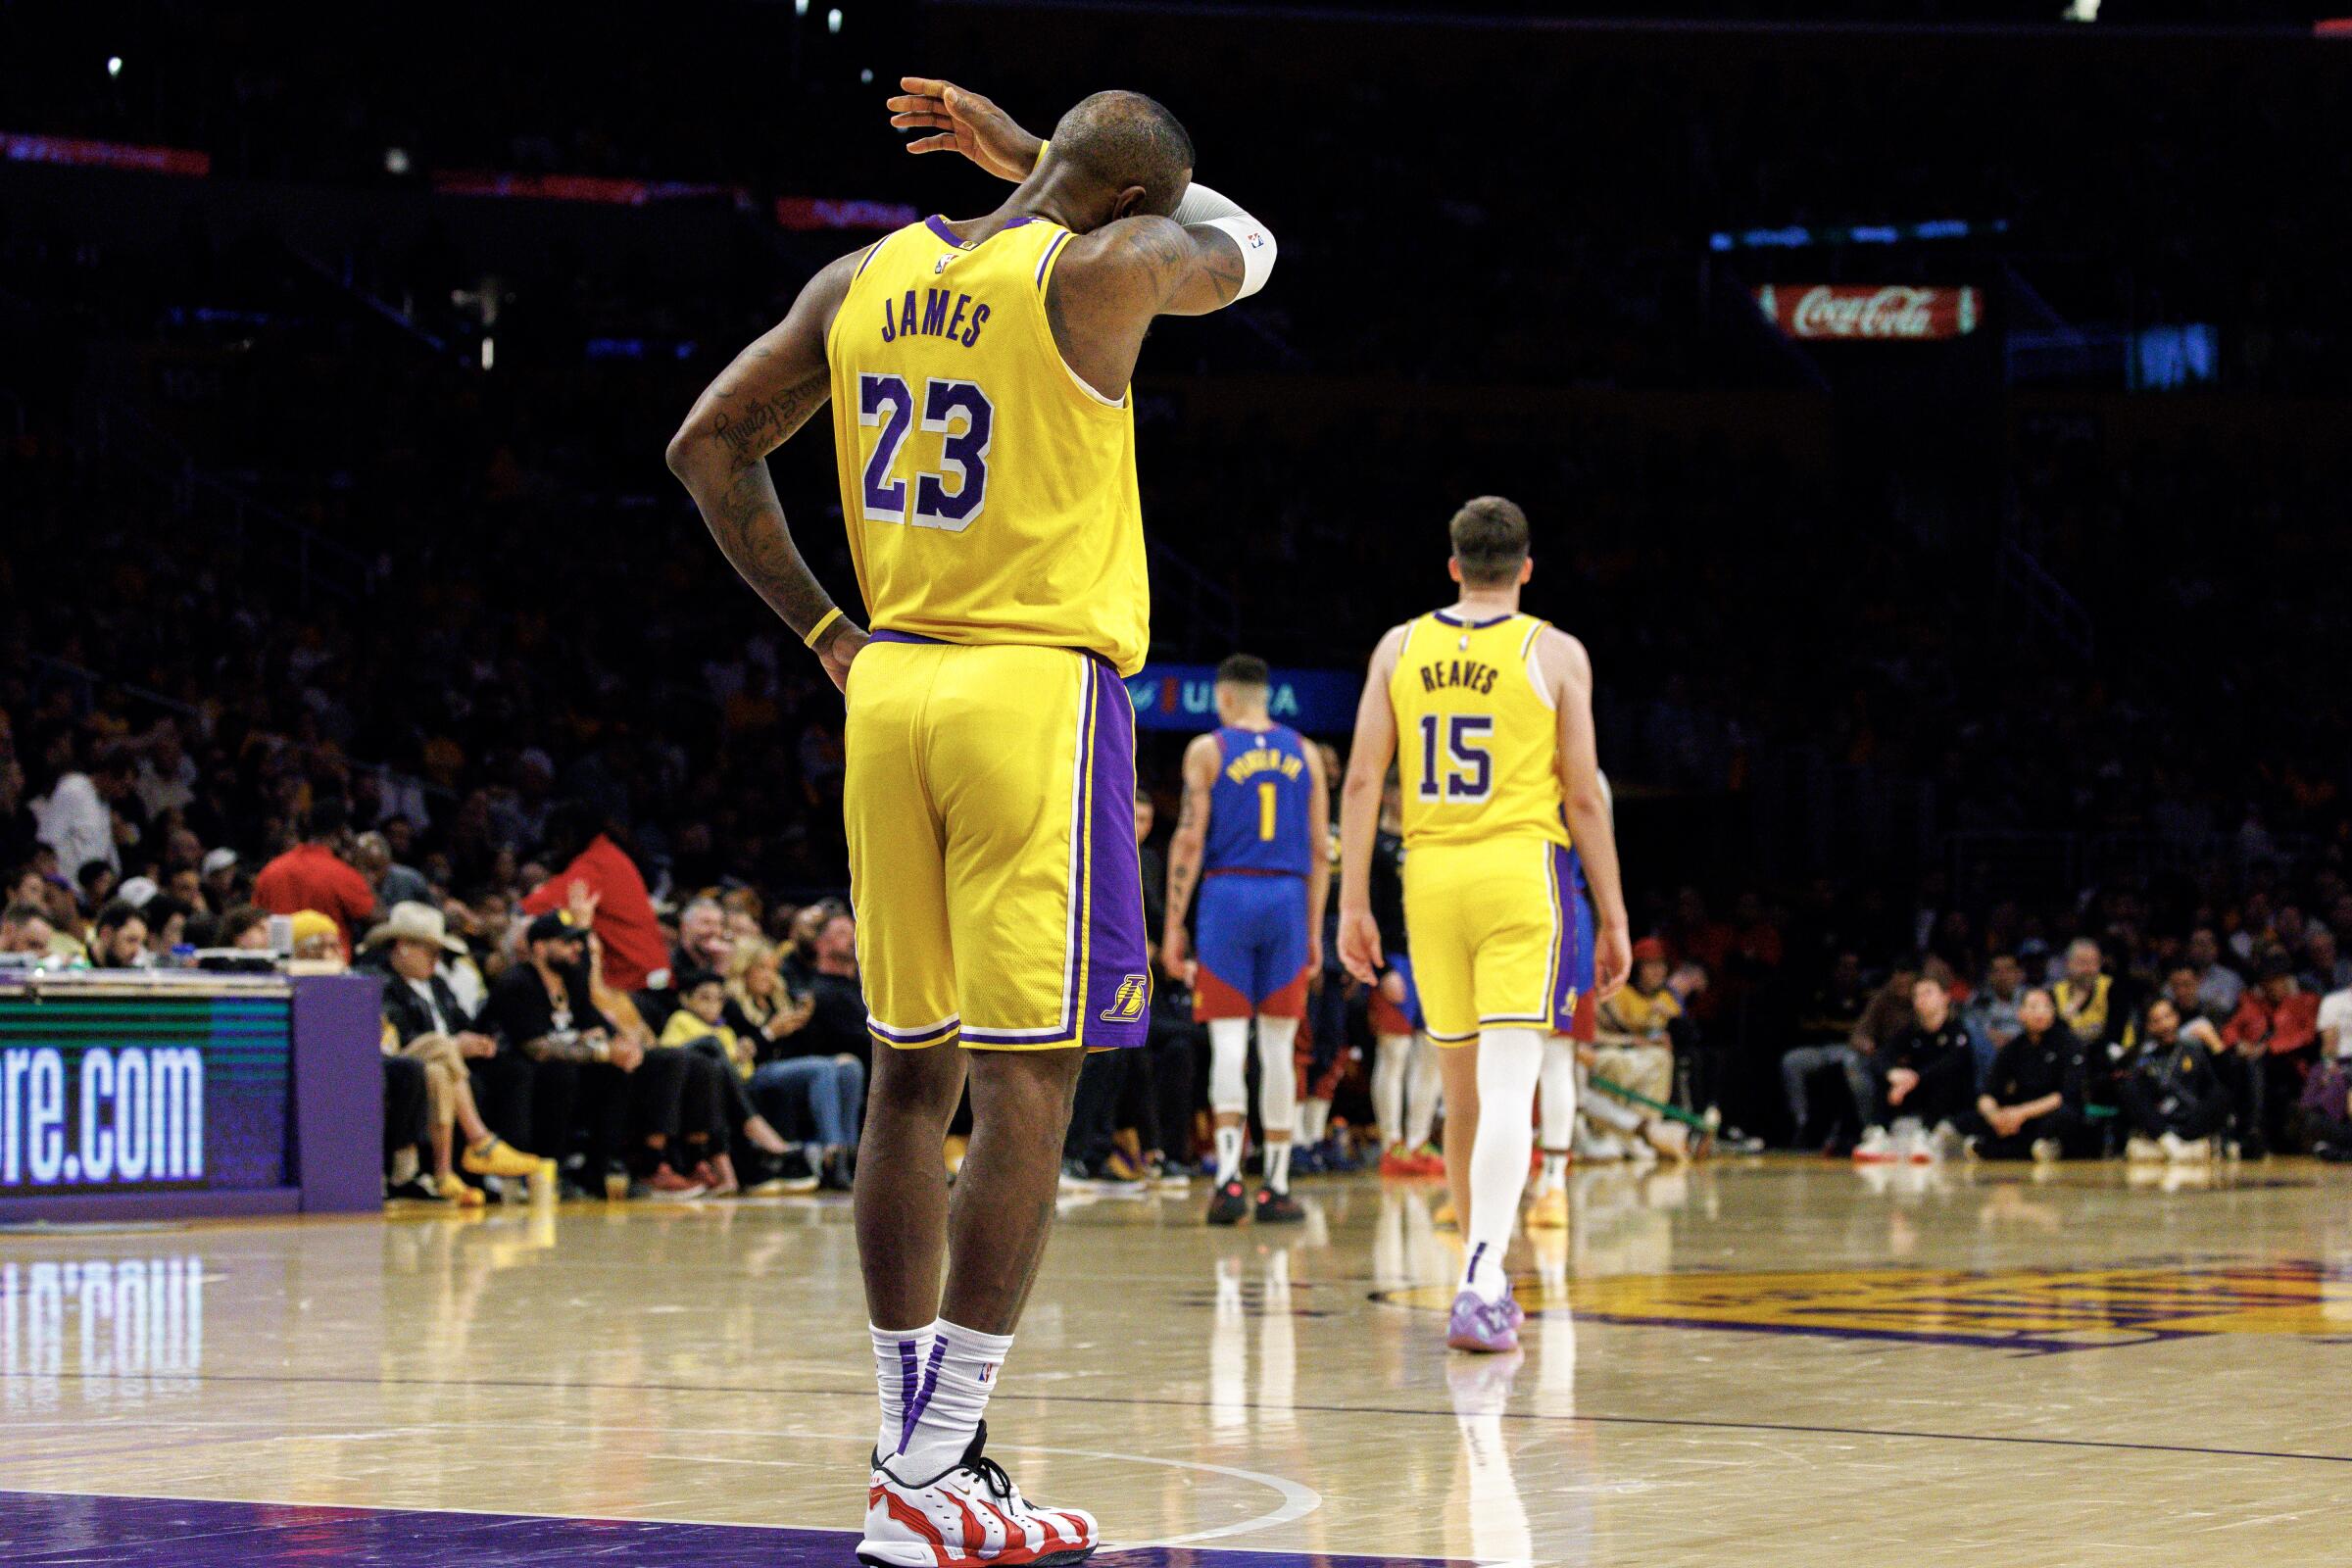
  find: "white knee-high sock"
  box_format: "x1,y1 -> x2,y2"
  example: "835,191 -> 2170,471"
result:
891,1318 -> 1013,1480
1373,1033 -> 1411,1146
1538,1037 -> 1578,1191
1460,1028 -> 1543,1301
1256,1016 -> 1299,1192
1403,1034 -> 1442,1150
1207,1017 -> 1250,1182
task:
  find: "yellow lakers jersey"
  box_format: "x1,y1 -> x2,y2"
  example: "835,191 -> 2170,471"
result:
825,216 -> 1150,676
1388,610 -> 1572,851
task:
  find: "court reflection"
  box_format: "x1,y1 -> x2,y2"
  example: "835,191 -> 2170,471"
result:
0,1253 -> 206,1404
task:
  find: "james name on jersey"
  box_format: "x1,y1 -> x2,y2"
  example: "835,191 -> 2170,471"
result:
875,284 -> 992,348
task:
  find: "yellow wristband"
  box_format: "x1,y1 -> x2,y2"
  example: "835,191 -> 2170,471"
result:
803,607 -> 846,651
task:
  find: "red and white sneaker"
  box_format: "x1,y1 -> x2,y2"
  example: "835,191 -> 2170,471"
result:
859,1422 -> 1099,1567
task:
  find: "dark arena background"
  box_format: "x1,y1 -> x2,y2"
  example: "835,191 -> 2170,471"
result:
5,2 -> 2352,1564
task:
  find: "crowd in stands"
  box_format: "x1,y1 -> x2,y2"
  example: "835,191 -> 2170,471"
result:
11,665 -> 2352,1206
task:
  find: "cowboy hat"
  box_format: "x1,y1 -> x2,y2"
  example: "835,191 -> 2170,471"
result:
362,901 -> 466,954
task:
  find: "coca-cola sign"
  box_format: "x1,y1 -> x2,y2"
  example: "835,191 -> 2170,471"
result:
1753,284 -> 1981,341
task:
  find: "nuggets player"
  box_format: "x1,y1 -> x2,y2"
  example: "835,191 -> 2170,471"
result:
1162,654 -> 1329,1226
1338,497 -> 1631,1354
668,78 -> 1275,1564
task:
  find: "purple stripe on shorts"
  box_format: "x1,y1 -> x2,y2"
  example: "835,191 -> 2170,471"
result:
869,628 -> 945,646
1551,843 -> 1594,1033
1080,659 -> 1151,1048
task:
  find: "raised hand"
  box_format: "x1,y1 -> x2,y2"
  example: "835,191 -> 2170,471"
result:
887,77 -> 1043,182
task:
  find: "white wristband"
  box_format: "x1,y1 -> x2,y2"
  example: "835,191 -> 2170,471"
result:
1200,214 -> 1276,299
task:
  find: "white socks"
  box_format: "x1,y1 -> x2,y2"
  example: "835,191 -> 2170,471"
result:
1373,1032 -> 1410,1144
1460,1028 -> 1544,1302
1212,1122 -> 1245,1184
1538,1036 -> 1578,1191
1403,1035 -> 1442,1150
875,1319 -> 1013,1481
1256,1016 -> 1299,1193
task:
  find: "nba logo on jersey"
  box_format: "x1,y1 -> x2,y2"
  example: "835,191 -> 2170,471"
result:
1099,974 -> 1151,1023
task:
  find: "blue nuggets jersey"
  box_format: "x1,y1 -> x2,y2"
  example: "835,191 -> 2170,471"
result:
1203,723 -> 1315,876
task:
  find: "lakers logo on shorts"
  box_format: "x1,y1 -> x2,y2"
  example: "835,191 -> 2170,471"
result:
1099,974 -> 1151,1023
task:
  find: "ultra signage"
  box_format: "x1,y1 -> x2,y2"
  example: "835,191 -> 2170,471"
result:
1125,664 -> 1363,734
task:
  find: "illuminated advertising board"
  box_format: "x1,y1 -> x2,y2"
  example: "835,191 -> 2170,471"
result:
1752,284 -> 1981,341
0,987 -> 290,1196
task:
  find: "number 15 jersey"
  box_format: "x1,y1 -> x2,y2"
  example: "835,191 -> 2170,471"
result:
826,216 -> 1151,677
1388,610 -> 1572,853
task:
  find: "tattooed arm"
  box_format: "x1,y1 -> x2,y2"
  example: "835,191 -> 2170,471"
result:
665,250 -> 867,690
1161,732 -> 1221,977
1047,215 -> 1254,402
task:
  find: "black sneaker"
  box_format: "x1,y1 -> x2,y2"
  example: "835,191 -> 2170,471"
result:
385,1177 -> 445,1202
1205,1176 -> 1248,1225
1254,1188 -> 1305,1224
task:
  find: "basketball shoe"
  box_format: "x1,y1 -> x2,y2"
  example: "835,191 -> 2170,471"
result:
1446,1282 -> 1525,1354
859,1422 -> 1098,1567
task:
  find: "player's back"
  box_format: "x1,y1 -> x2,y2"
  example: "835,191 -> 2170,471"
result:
1203,723 -> 1315,876
1387,610 -> 1570,853
824,216 -> 1150,675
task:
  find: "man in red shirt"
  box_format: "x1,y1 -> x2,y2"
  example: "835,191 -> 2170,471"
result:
251,799 -> 376,954
520,805 -> 667,993
2223,949 -> 2320,1151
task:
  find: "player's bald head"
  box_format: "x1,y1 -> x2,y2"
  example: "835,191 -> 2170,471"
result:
1052,90 -> 1195,218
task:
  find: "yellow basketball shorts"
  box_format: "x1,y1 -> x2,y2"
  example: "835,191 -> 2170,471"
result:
1400,836 -> 1587,1046
844,633 -> 1151,1052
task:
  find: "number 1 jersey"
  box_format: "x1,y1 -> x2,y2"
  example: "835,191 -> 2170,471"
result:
826,216 -> 1150,676
1387,610 -> 1572,852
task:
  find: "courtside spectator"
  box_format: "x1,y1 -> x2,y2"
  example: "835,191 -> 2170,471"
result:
1588,939 -> 1690,1162
478,913 -> 627,1186
1863,974 -> 1977,1162
2186,929 -> 2244,1018
252,799 -> 375,953
671,896 -> 734,981
1971,989 -> 2091,1162
1963,954 -> 2029,1081
2223,950 -> 2320,1149
0,902 -> 57,956
657,967 -> 802,1194
365,901 -> 546,1203
90,900 -> 149,967
2120,998 -> 2230,1162
748,924 -> 869,1189
2319,971 -> 2352,1062
1784,956 -> 1911,1152
518,804 -> 667,992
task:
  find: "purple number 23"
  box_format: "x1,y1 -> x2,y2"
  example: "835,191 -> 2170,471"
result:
859,373 -> 994,532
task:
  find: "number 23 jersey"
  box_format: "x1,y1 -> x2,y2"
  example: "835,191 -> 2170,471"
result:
825,216 -> 1150,676
1387,610 -> 1572,853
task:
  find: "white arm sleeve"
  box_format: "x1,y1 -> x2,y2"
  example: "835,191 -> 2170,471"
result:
1171,181 -> 1275,300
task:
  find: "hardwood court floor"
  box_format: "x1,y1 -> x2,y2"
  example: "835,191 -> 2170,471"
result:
5,1157 -> 2351,1565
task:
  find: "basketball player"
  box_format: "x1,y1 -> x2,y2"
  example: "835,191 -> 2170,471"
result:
667,78 -> 1275,1565
1337,497 -> 1630,1355
1163,654 -> 1328,1225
